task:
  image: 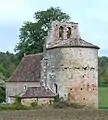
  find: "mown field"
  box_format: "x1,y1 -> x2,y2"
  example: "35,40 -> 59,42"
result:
0,108 -> 108,120
98,87 -> 108,109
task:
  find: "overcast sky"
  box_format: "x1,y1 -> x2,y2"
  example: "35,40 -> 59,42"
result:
0,0 -> 108,56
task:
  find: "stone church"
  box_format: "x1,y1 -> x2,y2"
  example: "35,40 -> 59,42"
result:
6,20 -> 99,108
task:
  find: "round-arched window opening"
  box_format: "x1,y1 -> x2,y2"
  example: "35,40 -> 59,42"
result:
67,27 -> 71,39
59,26 -> 64,39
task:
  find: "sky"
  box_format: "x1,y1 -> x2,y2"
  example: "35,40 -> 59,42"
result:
0,0 -> 108,56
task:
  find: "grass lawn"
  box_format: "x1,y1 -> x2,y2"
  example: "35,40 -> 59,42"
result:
98,87 -> 108,109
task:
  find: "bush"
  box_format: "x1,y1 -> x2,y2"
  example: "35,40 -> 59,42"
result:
53,101 -> 85,109
68,102 -> 85,109
0,104 -> 30,110
54,94 -> 60,102
13,95 -> 21,105
0,96 -> 31,110
53,95 -> 85,109
31,101 -> 38,107
53,101 -> 67,108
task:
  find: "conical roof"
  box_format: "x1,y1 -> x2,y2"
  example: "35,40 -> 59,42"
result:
46,38 -> 100,50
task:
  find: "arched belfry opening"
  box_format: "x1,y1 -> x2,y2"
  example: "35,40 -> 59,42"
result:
59,26 -> 64,39
54,83 -> 58,94
67,27 -> 71,39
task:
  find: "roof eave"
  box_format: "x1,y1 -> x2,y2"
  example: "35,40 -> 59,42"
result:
46,45 -> 100,50
9,95 -> 55,98
6,80 -> 40,82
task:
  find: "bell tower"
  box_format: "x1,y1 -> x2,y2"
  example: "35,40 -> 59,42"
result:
46,20 -> 81,48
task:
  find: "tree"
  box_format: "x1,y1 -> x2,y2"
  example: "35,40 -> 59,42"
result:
15,7 -> 70,59
0,51 -> 19,80
0,87 -> 5,102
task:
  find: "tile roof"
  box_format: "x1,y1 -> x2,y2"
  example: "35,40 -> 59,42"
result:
19,86 -> 55,98
47,38 -> 100,49
7,53 -> 43,82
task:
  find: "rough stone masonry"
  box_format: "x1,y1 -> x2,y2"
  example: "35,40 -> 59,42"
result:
41,20 -> 100,108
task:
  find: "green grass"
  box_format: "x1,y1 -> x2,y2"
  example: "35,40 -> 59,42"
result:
98,87 -> 108,109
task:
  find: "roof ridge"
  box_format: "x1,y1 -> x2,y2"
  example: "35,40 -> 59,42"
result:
24,53 -> 43,57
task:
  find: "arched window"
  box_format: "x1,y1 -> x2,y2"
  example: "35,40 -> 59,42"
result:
67,27 -> 71,39
54,83 -> 58,93
59,26 -> 64,39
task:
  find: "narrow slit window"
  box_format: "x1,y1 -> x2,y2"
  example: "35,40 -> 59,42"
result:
54,83 -> 58,93
59,26 -> 64,39
67,27 -> 71,39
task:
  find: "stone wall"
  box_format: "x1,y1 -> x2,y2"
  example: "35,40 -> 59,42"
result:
6,82 -> 40,103
21,98 -> 54,106
45,47 -> 98,108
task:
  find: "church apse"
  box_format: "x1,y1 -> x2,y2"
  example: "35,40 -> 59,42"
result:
44,20 -> 99,108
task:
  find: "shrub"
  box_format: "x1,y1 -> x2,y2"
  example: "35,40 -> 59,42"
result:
68,102 -> 85,109
54,94 -> 60,102
13,95 -> 21,105
53,95 -> 85,109
53,101 -> 85,109
53,101 -> 67,108
0,104 -> 30,110
31,101 -> 38,107
0,95 -> 30,110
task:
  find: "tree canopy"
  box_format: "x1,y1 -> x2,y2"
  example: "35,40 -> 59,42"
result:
0,51 -> 19,81
15,7 -> 70,60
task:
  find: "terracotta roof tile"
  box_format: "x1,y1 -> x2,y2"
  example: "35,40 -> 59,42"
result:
8,53 -> 43,82
47,38 -> 100,49
19,87 -> 55,98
